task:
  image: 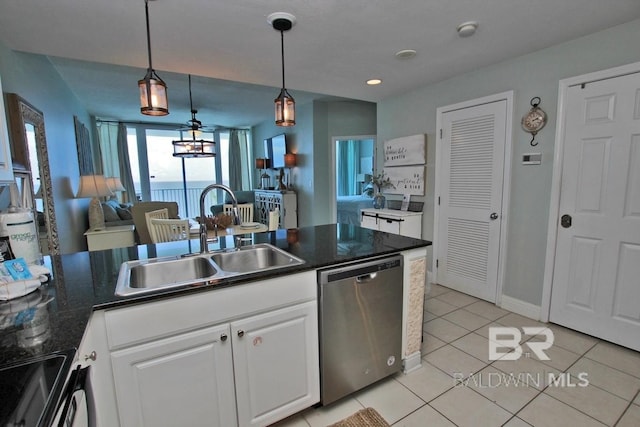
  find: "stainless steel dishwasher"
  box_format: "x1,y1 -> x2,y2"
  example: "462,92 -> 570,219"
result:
318,255 -> 404,405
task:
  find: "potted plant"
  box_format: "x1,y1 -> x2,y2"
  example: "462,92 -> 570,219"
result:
363,171 -> 394,209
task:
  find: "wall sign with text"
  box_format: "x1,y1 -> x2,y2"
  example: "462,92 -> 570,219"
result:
383,166 -> 425,196
383,134 -> 426,166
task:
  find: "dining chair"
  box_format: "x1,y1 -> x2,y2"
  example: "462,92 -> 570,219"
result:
223,203 -> 254,224
131,202 -> 179,244
144,208 -> 169,232
148,218 -> 190,243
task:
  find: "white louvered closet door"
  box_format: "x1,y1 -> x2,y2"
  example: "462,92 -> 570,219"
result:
437,100 -> 507,302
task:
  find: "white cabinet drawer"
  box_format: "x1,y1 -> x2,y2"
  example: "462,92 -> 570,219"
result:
360,214 -> 378,230
378,217 -> 401,235
360,208 -> 423,239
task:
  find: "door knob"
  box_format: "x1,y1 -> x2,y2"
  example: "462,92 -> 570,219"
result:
490,212 -> 499,220
220,333 -> 228,342
237,330 -> 245,338
561,214 -> 572,228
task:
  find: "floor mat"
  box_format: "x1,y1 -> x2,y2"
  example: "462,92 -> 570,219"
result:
328,407 -> 390,427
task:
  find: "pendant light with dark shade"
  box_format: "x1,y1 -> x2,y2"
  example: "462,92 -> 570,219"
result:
269,12 -> 296,127
172,75 -> 216,158
138,0 -> 169,116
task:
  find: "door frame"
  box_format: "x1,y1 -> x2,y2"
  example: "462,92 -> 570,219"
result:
329,134 -> 377,224
433,90 -> 514,304
541,61 -> 640,322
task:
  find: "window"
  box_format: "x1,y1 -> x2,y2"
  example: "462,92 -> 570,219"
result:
125,125 -> 251,219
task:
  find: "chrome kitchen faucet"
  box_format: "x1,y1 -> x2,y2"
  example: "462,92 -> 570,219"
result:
198,184 -> 241,253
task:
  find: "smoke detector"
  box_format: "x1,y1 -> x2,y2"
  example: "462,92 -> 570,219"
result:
395,49 -> 417,60
457,21 -> 478,37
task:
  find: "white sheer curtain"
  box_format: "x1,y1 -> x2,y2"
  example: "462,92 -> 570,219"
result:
96,121 -> 136,203
228,129 -> 251,190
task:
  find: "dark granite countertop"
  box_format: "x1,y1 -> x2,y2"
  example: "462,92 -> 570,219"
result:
0,224 -> 430,368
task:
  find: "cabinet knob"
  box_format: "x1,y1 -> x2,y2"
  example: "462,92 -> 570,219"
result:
220,333 -> 228,342
84,351 -> 97,362
237,330 -> 245,338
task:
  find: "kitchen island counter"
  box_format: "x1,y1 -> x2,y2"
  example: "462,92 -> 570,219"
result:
0,223 -> 430,369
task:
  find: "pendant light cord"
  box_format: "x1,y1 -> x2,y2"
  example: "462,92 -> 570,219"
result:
280,29 -> 286,89
188,74 -> 194,112
188,74 -> 197,139
144,0 -> 153,71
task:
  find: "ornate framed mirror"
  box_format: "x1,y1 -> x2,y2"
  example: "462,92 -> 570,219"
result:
7,94 -> 60,255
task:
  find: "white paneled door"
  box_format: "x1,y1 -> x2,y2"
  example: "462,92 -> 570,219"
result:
435,96 -> 510,302
550,71 -> 640,351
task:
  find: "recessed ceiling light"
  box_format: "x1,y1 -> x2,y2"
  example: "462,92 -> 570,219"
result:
367,79 -> 382,85
457,21 -> 478,37
395,49 -> 417,60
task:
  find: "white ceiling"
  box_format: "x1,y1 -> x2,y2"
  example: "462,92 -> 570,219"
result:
1,0 -> 639,128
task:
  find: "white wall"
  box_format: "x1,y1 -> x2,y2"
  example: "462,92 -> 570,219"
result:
253,99 -> 376,227
0,45 -> 93,253
377,19 -> 640,306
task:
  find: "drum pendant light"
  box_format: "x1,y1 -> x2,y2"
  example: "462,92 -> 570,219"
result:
172,75 -> 215,158
138,0 -> 169,116
269,13 -> 296,127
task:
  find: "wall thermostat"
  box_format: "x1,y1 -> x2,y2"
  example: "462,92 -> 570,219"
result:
522,153 -> 542,165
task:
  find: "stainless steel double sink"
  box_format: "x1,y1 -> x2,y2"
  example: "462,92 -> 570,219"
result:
115,243 -> 304,296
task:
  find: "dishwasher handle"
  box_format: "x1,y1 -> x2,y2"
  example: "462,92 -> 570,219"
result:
355,272 -> 377,283
55,364 -> 95,427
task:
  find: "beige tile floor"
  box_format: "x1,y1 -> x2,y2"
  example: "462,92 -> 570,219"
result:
272,283 -> 640,427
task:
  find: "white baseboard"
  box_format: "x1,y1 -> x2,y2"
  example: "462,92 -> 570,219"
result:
403,351 -> 422,374
499,295 -> 544,322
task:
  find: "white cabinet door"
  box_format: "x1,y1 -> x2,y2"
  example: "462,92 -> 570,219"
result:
436,98 -> 508,302
110,324 -> 237,427
231,301 -> 319,427
254,191 -> 298,229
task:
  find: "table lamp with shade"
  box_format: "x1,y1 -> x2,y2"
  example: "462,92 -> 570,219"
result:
255,158 -> 270,189
106,177 -> 126,201
76,175 -> 113,230
106,177 -> 125,192
284,153 -> 296,189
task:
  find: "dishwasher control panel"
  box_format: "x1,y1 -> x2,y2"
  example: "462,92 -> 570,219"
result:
318,256 -> 403,284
